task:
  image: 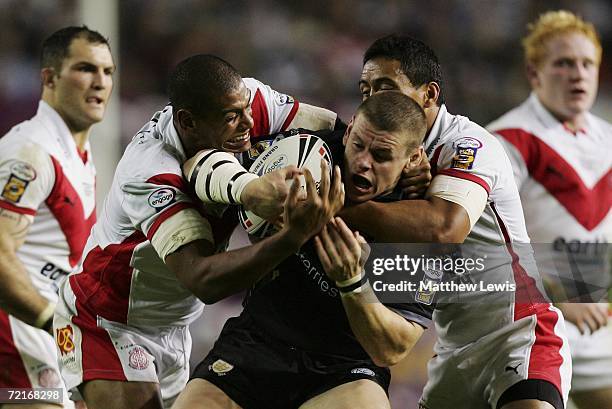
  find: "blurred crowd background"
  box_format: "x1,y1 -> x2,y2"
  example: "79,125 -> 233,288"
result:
0,0 -> 609,406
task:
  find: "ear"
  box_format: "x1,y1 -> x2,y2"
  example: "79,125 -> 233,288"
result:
175,109 -> 196,132
525,63 -> 540,88
342,116 -> 355,146
422,82 -> 440,109
404,146 -> 425,169
41,67 -> 56,89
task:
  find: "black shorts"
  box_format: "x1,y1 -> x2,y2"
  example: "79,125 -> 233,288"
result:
190,313 -> 390,409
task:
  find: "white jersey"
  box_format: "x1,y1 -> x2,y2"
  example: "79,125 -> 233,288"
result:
488,93 -> 611,292
0,101 -> 96,303
426,105 -> 552,346
421,105 -> 570,406
65,78 -> 299,328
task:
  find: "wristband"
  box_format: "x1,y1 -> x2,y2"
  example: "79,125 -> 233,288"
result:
339,280 -> 370,296
337,274 -> 368,294
34,302 -> 55,330
335,274 -> 362,289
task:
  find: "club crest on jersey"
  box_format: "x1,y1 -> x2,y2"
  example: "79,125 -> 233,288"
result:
148,188 -> 176,211
210,359 -> 234,375
248,140 -> 273,159
415,279 -> 436,305
451,137 -> 482,170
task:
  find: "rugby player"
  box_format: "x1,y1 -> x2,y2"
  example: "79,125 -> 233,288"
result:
53,54 -> 343,409
488,11 -> 612,409
337,34 -> 571,409
174,92 -> 430,409
0,26 -> 114,409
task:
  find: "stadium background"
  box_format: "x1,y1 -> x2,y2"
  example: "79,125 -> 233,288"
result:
0,0 -> 609,406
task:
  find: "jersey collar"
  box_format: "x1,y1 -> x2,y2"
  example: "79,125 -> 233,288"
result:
529,93 -> 589,136
157,106 -> 188,162
424,104 -> 450,156
37,100 -> 90,163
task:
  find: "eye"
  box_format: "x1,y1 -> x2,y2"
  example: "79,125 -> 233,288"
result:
225,113 -> 239,123
360,87 -> 370,99
353,141 -> 364,150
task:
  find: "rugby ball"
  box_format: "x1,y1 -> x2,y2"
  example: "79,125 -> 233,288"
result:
239,133 -> 333,237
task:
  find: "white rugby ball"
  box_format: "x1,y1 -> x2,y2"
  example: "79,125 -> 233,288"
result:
239,133 -> 333,238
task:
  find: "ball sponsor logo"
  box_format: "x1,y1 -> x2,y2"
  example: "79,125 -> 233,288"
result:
264,154 -> 288,174
148,188 -> 175,209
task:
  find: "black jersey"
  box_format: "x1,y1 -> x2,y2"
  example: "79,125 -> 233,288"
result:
238,127 -> 432,359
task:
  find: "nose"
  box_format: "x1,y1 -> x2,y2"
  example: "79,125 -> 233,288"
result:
354,151 -> 372,172
92,69 -> 111,90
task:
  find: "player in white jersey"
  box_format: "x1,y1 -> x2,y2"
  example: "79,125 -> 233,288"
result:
336,35 -> 570,409
0,26 -> 114,409
54,54 -> 343,409
487,11 -> 612,409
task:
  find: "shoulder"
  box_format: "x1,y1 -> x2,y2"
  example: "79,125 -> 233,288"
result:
118,136 -> 184,187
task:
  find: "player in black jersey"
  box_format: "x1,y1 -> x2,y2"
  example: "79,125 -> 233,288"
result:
173,92 -> 430,409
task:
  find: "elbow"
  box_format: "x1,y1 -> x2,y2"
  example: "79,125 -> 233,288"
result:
431,224 -> 467,243
370,346 -> 409,367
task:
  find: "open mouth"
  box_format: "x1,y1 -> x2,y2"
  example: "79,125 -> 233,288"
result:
86,96 -> 104,105
570,88 -> 586,96
351,174 -> 373,193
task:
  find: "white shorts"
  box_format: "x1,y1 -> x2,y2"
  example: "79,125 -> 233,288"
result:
0,310 -> 74,408
419,306 -> 571,409
565,316 -> 612,392
54,280 -> 192,408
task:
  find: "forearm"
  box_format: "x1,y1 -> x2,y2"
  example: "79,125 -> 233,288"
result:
340,200 -> 454,242
341,287 -> 423,366
176,231 -> 300,304
0,244 -> 51,325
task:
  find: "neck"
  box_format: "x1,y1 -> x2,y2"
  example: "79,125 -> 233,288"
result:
172,117 -> 194,158
422,105 -> 441,143
41,92 -> 90,151
558,113 -> 587,133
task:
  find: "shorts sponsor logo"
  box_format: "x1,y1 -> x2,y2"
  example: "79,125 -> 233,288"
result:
451,137 -> 482,170
10,161 -> 37,181
37,367 -> 61,388
210,359 -> 233,375
351,367 -> 375,377
2,175 -> 29,203
148,188 -> 175,210
56,325 -> 75,356
128,346 -> 149,370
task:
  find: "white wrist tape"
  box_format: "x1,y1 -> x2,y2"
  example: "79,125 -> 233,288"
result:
34,302 -> 55,329
184,150 -> 258,204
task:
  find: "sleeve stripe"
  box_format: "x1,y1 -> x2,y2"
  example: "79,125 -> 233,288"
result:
280,99 -> 300,131
227,171 -> 248,204
0,200 -> 36,216
146,173 -> 188,192
189,149 -> 222,194
437,169 -> 491,194
146,202 -> 194,241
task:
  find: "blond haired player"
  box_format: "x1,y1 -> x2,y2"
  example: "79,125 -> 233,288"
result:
0,26 -> 115,408
488,10 -> 611,409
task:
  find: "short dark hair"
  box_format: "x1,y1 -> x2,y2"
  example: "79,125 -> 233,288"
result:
167,54 -> 242,118
355,91 -> 427,150
363,34 -> 445,105
41,25 -> 110,71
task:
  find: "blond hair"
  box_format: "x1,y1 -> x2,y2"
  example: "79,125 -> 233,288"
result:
522,10 -> 602,67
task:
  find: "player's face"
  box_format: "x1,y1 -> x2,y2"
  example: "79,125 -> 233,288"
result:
343,114 -> 411,203
531,32 -> 599,121
51,38 -> 115,132
360,57 -> 427,105
195,81 -> 254,154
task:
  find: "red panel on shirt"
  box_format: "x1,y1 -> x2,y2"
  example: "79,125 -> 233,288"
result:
71,231 -> 147,324
45,156 -> 96,267
250,89 -> 270,138
498,128 -> 611,231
